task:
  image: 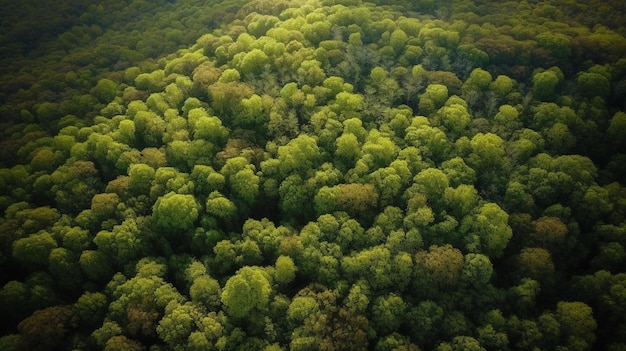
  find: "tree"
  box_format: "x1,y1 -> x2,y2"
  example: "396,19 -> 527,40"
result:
314,183 -> 379,218
607,112 -> 626,149
444,184 -> 479,220
150,167 -> 193,199
277,134 -> 322,178
335,132 -> 361,168
468,132 -> 509,193
74,291 -> 108,328
12,231 -> 57,268
208,82 -> 254,120
490,75 -> 514,97
279,174 -> 315,224
406,300 -> 444,347
463,203 -> 512,258
345,281 -> 370,314
532,103 -> 576,130
0,280 -> 30,323
375,333 -> 422,351
17,305 -> 77,351
13,206 -> 60,233
221,266 -> 272,320
288,296 -> 320,326
437,336 -> 486,351
468,133 -> 507,173
415,244 -> 464,290
50,161 -> 103,213
577,72 -> 610,98
530,216 -> 568,251
107,262 -> 185,341
275,255 -> 297,286
104,335 -> 145,351
289,284 -> 369,351
411,167 -> 449,208
93,217 -> 147,265
441,157 -> 476,187
532,69 -> 560,101
206,191 -> 237,221
29,148 -> 61,172
135,70 -> 165,93
371,293 -> 406,335
128,163 -> 155,195
463,68 -> 492,93
362,130 -> 397,168
221,157 -> 260,208
48,247 -> 82,290
91,193 -> 120,219
404,122 -> 451,163
94,78 -> 118,103
157,301 -> 205,347
79,249 -> 114,282
152,192 -> 199,233
436,103 -> 470,138
191,165 -> 225,196
92,321 -> 123,348
189,275 -> 221,310
239,48 -> 270,77
422,84 -> 449,111
460,253 -> 493,288
193,114 -> 229,146
297,59 -> 327,86
342,245 -> 405,291
493,104 -> 521,138
556,301 -> 597,350
0,334 -> 25,351
507,316 -> 544,350
591,242 -> 626,272
515,247 -> 555,281
134,110 -> 166,147
242,218 -> 290,260
544,122 -> 576,154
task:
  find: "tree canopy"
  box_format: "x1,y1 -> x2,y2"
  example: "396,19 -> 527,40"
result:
0,0 -> 625,349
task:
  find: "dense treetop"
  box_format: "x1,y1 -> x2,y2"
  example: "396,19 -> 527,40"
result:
1,0 -> 625,350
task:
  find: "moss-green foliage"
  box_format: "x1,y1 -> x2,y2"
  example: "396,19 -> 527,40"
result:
1,0 -> 625,349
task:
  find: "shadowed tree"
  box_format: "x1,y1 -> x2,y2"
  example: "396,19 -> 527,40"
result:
17,305 -> 78,351
556,301 -> 597,350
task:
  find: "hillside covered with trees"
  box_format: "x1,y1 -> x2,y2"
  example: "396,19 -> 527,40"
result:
1,0 -> 626,350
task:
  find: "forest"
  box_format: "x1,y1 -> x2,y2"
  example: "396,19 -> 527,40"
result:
0,0 -> 625,350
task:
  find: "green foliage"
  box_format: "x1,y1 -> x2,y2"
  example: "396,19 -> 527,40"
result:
372,293 -> 406,335
74,291 -> 108,327
152,192 -> 199,233
532,70 -> 561,101
128,163 -> 155,195
464,203 -> 512,258
157,301 -> 205,346
12,231 -> 58,268
94,78 -> 118,103
608,111 -> 626,147
48,247 -> 82,290
577,72 -> 611,98
221,266 -> 272,320
0,0 -> 625,349
556,301 -> 597,350
206,191 -> 237,220
278,134 -> 322,177
94,218 -> 147,265
275,255 -> 297,286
